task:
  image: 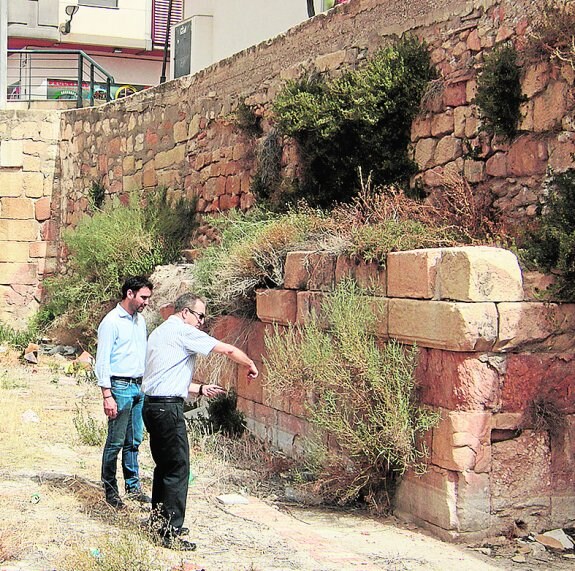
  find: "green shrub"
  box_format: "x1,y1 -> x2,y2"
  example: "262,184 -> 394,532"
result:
235,101 -> 263,137
41,189 -> 197,340
474,43 -> 524,140
263,279 -> 439,510
73,403 -> 107,446
272,35 -> 435,207
522,168 -> 575,299
0,321 -> 39,350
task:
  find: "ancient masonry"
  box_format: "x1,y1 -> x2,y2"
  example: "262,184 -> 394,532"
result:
0,0 -> 574,540
210,247 -> 575,541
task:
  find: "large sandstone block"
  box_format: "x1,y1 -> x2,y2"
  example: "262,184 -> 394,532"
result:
387,249 -> 442,299
296,291 -> 326,326
394,466 -> 458,531
0,241 -> 29,263
256,289 -> 297,325
0,140 -> 23,167
456,471 -> 491,532
491,431 -> 552,533
283,251 -> 336,291
501,353 -> 575,414
0,263 -> 38,285
0,197 -> 34,219
432,411 -> 491,472
0,219 -> 37,241
495,302 -> 575,352
416,350 -> 501,411
436,247 -> 523,302
388,299 -> 498,351
0,171 -> 23,197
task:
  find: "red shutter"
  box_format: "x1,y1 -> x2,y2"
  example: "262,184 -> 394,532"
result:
152,0 -> 184,48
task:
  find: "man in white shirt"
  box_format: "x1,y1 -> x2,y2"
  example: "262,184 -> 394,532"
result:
142,292 -> 258,551
96,276 -> 153,509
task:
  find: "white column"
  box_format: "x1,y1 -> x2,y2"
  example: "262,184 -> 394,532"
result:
0,0 -> 7,109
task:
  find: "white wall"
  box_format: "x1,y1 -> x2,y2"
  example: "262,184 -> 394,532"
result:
59,0 -> 153,50
180,0 -> 329,75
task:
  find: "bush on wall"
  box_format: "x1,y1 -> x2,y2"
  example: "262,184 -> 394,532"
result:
271,35 -> 435,208
263,279 -> 439,511
474,43 -> 524,140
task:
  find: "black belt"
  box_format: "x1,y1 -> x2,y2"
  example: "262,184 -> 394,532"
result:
111,376 -> 143,384
144,396 -> 184,403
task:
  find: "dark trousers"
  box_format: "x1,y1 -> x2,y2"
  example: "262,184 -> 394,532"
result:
142,398 -> 189,533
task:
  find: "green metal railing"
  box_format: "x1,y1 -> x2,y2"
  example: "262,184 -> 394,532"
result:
6,49 -> 115,108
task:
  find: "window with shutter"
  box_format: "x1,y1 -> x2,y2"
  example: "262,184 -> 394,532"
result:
152,0 -> 184,48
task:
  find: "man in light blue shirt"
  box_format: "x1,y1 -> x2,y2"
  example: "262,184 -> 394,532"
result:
96,276 -> 153,509
142,292 -> 258,550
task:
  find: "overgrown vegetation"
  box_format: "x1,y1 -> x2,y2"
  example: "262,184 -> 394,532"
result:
235,101 -> 263,137
523,396 -> 565,438
263,279 -> 439,511
474,43 -> 524,140
521,168 -> 575,299
527,0 -> 575,68
194,172 -> 504,316
40,189 -> 197,341
73,402 -> 107,446
270,36 -> 435,207
0,321 -> 39,350
186,389 -> 247,437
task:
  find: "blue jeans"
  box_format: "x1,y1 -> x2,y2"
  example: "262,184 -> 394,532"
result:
101,379 -> 144,499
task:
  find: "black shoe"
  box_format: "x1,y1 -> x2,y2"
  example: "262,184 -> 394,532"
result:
161,536 -> 197,551
126,490 -> 152,504
173,526 -> 189,536
105,496 -> 126,510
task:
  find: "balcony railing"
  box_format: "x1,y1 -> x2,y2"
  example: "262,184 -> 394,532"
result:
6,49 -> 115,108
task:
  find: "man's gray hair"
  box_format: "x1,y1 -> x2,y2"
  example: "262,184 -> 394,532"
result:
174,293 -> 204,312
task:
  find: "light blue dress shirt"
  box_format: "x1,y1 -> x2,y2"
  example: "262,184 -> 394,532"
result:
142,315 -> 218,398
95,303 -> 148,389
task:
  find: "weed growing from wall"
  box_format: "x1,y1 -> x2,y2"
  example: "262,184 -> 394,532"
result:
263,279 -> 439,510
235,101 -> 263,137
73,403 -> 107,446
521,168 -> 575,299
40,189 -> 197,341
272,36 -> 435,207
474,43 -> 524,140
250,129 -> 285,209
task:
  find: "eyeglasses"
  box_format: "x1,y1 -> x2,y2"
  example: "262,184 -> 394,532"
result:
187,308 -> 206,322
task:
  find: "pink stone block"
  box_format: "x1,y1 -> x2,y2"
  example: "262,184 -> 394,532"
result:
256,289 -> 297,325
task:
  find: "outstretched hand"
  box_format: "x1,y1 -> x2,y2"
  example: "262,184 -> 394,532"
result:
202,384 -> 226,398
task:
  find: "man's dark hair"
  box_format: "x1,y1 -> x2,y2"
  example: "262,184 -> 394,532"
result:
174,293 -> 203,312
121,276 -> 154,299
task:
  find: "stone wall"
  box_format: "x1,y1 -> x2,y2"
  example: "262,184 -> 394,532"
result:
0,110 -> 61,327
55,0 -> 574,232
207,246 -> 575,541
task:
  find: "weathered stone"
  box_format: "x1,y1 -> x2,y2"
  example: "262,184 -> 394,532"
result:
522,61 -> 550,98
0,241 -> 29,262
501,353 -> 575,414
507,135 -> 548,176
155,146 -> 186,170
431,110 -> 454,137
432,410 -> 491,472
0,197 -> 34,219
456,471 -> 491,531
548,133 -> 575,171
443,82 -> 467,107
0,171 -> 23,197
411,116 -> 431,140
485,152 -> 507,177
491,431 -> 552,528
334,255 -> 386,295
416,350 -> 501,411
414,138 -> 437,169
0,262 -> 37,285
315,50 -> 346,72
495,302 -> 575,352
388,299 -> 498,351
256,289 -> 297,325
296,291 -> 326,326
0,219 -> 37,241
434,136 -> 462,165
23,172 -> 44,198
463,159 -> 485,182
283,251 -> 336,291
0,140 -> 23,167
123,173 -> 143,193
387,249 -> 442,299
394,466 -> 458,532
533,81 -> 568,132
436,247 -> 523,302
34,197 -> 51,221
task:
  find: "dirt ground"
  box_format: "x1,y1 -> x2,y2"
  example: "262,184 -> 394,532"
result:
0,350 -> 573,571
